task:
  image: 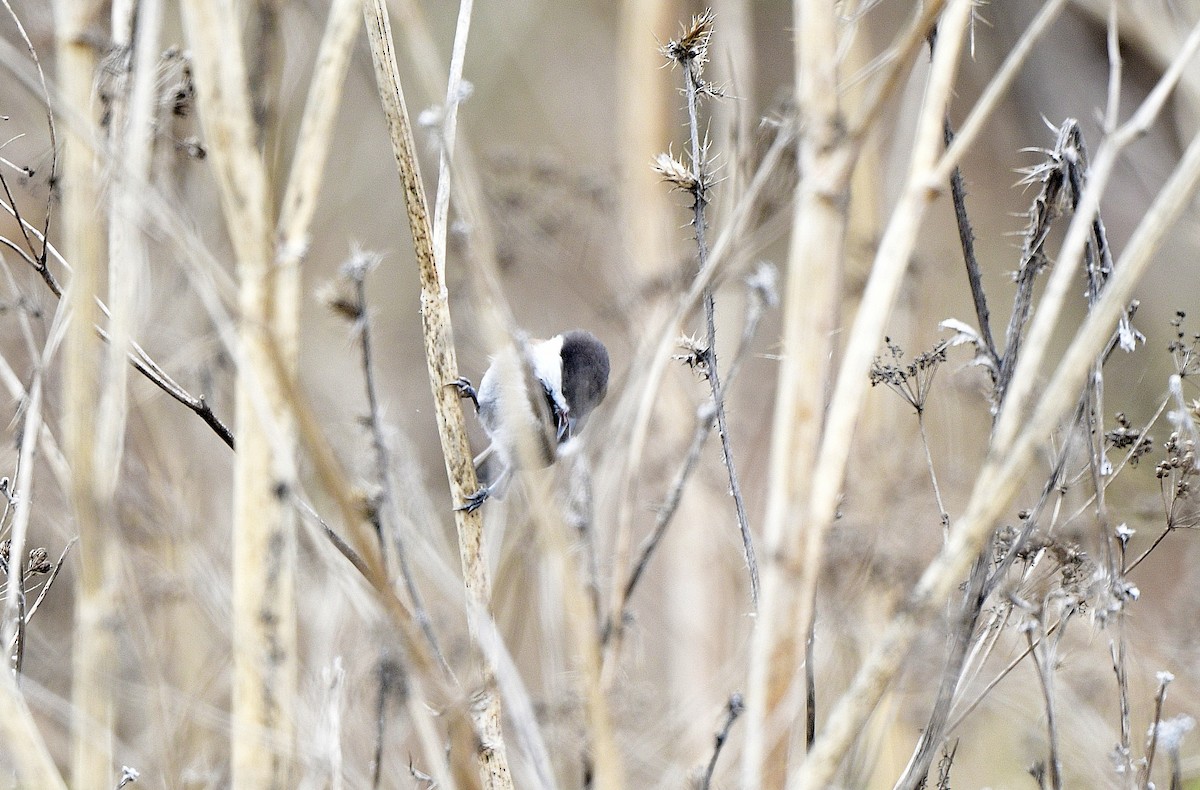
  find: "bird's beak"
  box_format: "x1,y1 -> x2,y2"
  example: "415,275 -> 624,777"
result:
555,407 -> 571,442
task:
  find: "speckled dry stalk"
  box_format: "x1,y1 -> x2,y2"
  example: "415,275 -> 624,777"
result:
362,2 -> 514,787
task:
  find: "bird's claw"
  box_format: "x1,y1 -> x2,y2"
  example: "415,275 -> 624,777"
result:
450,376 -> 479,412
456,486 -> 490,513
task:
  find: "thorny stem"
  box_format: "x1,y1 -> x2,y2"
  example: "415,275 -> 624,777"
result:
681,27 -> 759,609
351,262 -> 446,670
612,266 -> 771,638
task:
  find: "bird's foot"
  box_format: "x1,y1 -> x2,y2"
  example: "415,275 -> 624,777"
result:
456,485 -> 491,513
450,376 -> 479,412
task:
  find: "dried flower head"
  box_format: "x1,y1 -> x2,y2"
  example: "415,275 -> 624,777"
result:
673,334 -> 710,378
652,149 -> 717,194
869,338 -> 949,414
1105,412 -> 1154,466
661,10 -> 715,70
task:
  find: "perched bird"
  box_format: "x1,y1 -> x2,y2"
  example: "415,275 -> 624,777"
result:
455,330 -> 610,511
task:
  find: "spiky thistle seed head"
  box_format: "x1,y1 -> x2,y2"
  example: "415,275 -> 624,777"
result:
652,151 -> 699,192
662,10 -> 715,71
673,333 -> 710,377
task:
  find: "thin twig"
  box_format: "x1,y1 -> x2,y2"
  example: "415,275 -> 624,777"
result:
699,694 -> 745,789
1026,616 -> 1064,790
348,255 -> 447,669
1,369 -> 42,675
0,0 -> 57,272
612,264 -> 774,637
1142,672 -> 1173,787
3,194 -> 235,449
943,116 -> 999,374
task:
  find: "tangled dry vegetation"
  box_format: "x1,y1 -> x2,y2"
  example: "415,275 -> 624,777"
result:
4,1 -> 1200,788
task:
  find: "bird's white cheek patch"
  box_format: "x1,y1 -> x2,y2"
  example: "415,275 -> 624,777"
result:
532,334 -> 566,412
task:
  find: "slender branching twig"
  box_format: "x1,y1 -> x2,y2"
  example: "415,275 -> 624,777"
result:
343,252 -> 446,669
699,693 -> 744,789
612,263 -> 775,640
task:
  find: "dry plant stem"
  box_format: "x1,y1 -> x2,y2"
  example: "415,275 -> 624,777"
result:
754,4 -> 972,788
681,36 -> 760,608
932,0 -> 1069,184
521,474 -> 623,790
700,694 -> 745,790
615,272 -> 769,634
262,339 -> 457,790
795,109 -> 1200,790
431,0 -> 473,284
361,3 -> 513,787
1027,623 -> 1063,790
943,117 -> 998,372
353,271 -> 446,668
604,123 -> 792,683
1,370 -> 41,672
276,0 -> 360,252
1142,676 -> 1171,786
180,1 -> 298,785
744,0 -> 852,782
944,618 -> 1064,735
1111,632 -> 1133,782
1104,0 -> 1122,134
98,0 -> 158,501
898,94 -> 1076,790
0,664 -> 67,789
845,0 -> 948,139
992,17 -> 1200,455
53,1 -> 117,786
918,413 -> 948,527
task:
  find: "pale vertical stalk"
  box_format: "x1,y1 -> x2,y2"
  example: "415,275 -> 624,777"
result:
784,5 -> 973,787
54,1 -> 116,787
431,0 -> 473,284
179,2 -> 297,786
98,0 -> 159,497
742,0 -> 849,784
361,2 -> 512,786
1,372 -> 41,672
525,475 -> 624,789
0,659 -> 67,789
792,106 -> 1200,790
608,2 -> 680,671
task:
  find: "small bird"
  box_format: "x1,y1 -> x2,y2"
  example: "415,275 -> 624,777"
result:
455,330 -> 610,512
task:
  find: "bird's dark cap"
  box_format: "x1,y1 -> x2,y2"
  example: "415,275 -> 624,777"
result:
559,330 -> 610,420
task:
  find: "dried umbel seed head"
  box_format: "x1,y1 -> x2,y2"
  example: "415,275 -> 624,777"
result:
27,547 -> 50,575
